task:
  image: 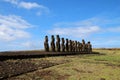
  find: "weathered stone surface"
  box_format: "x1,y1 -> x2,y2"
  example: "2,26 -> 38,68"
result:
82,39 -> 86,52
69,40 -> 72,52
56,35 -> 60,52
65,39 -> 69,52
87,41 -> 92,53
75,41 -> 78,52
51,35 -> 55,52
72,41 -> 75,52
61,38 -> 65,52
44,36 -> 49,52
77,42 -> 82,52
44,35 -> 92,53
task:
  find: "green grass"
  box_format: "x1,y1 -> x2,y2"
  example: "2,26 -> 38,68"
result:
11,49 -> 120,80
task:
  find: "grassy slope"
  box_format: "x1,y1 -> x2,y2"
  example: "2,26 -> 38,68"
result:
11,49 -> 120,80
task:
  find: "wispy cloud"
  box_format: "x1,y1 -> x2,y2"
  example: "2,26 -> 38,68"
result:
107,27 -> 120,32
48,26 -> 100,38
4,0 -> 18,4
48,18 -> 101,38
4,0 -> 49,15
20,41 -> 42,49
4,41 -> 42,51
48,16 -> 120,38
0,14 -> 32,41
19,1 -> 42,9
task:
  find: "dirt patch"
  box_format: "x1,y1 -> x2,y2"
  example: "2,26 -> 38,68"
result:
72,68 -> 86,73
72,68 -> 93,73
0,60 -> 38,80
8,69 -> 70,80
0,58 -> 70,80
33,70 -> 70,80
35,60 -> 60,68
100,78 -> 106,80
105,63 -> 120,67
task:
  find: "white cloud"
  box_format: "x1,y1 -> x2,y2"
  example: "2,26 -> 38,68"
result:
48,16 -> 120,38
6,41 -> 42,51
4,0 -> 49,15
19,1 -> 45,10
48,22 -> 100,38
0,15 -> 32,29
0,14 -> 32,41
107,27 -> 120,32
20,41 -> 42,49
4,0 -> 18,4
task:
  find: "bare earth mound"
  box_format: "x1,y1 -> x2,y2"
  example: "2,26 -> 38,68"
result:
0,58 -> 69,80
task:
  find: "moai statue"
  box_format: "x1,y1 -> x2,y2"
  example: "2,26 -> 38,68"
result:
85,43 -> 88,52
61,38 -> 65,52
77,42 -> 80,52
56,35 -> 60,52
72,41 -> 75,52
82,39 -> 86,52
68,40 -> 70,52
87,41 -> 92,53
65,38 -> 69,52
69,40 -> 72,52
44,35 -> 49,52
51,35 -> 55,51
77,42 -> 81,52
79,42 -> 82,52
82,39 -> 85,44
75,41 -> 78,52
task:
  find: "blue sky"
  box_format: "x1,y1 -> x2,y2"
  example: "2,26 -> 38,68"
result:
0,0 -> 120,51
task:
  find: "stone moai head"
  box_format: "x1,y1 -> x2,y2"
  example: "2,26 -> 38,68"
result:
56,35 -> 60,41
72,40 -> 74,44
45,35 -> 48,41
75,41 -> 77,44
51,35 -> 55,41
51,35 -> 54,38
66,38 -> 68,42
82,39 -> 85,44
88,41 -> 90,44
56,35 -> 59,38
44,35 -> 49,52
62,38 -> 65,43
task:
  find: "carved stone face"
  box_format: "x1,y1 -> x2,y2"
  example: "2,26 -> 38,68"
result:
56,35 -> 59,38
66,39 -> 68,42
88,41 -> 90,44
45,36 -> 48,41
51,35 -> 54,38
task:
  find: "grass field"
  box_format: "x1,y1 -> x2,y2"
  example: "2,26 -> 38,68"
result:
5,49 -> 120,80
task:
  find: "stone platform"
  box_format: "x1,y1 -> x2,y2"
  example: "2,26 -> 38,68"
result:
0,51 -> 96,60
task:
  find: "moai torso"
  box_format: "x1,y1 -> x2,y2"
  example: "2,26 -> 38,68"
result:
65,39 -> 69,52
56,35 -> 60,52
87,41 -> 92,53
85,44 -> 88,52
82,39 -> 86,52
75,41 -> 78,52
79,42 -> 82,51
77,42 -> 81,52
51,35 -> 55,51
69,40 -> 72,52
44,36 -> 49,51
61,38 -> 65,52
72,41 -> 75,52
